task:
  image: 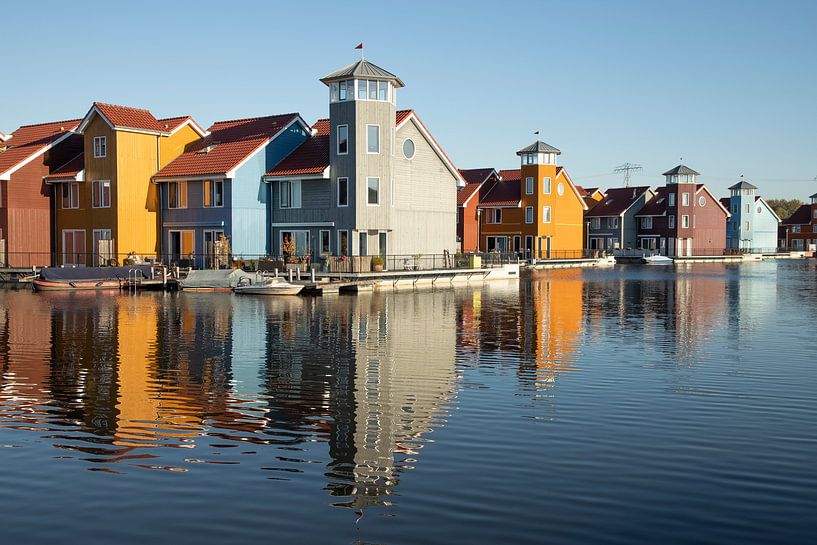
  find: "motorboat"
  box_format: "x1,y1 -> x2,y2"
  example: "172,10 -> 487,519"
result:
234,276 -> 303,296
641,254 -> 674,265
33,265 -> 155,291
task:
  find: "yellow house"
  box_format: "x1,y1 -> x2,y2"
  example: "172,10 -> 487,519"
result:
52,103 -> 205,265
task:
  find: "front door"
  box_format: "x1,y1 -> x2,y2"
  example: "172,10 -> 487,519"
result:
525,235 -> 534,260
169,230 -> 195,265
546,237 -> 552,259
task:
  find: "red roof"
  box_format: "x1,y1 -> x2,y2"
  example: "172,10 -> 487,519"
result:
635,187 -> 668,216
266,133 -> 330,177
44,152 -> 85,182
498,169 -> 520,182
783,204 -> 812,225
396,109 -> 412,126
92,102 -> 166,133
586,186 -> 652,217
458,168 -> 495,185
154,114 -> 302,179
0,118 -> 80,177
719,197 -> 730,210
478,179 -> 520,207
457,182 -> 483,206
312,118 -> 330,136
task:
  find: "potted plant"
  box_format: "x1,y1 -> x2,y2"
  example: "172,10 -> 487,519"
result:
371,255 -> 384,272
412,253 -> 422,270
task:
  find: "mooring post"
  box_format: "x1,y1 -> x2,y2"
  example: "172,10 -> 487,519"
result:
274,268 -> 278,278
310,268 -> 315,283
288,268 -> 293,282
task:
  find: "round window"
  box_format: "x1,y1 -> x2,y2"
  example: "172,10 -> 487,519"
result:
557,182 -> 565,196
402,138 -> 415,160
757,206 -> 762,214
699,196 -> 705,206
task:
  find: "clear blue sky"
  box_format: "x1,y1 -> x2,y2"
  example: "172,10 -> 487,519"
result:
4,0 -> 815,199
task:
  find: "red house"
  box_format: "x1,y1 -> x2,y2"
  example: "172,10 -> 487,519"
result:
456,168 -> 498,252
633,165 -> 729,256
782,193 -> 817,251
0,119 -> 82,267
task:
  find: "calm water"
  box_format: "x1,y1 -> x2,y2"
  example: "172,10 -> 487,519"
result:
1,262 -> 816,544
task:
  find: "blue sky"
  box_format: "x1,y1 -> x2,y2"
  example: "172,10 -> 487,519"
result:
4,0 -> 815,198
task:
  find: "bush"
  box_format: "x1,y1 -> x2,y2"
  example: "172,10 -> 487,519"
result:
370,256 -> 384,267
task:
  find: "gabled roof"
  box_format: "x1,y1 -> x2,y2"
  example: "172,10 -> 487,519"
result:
516,141 -> 560,155
783,204 -> 812,225
265,119 -> 330,178
498,169 -> 521,182
458,168 -> 497,185
719,197 -> 730,210
154,113 -> 307,180
396,110 -> 465,186
811,193 -> 817,199
755,196 -> 782,222
78,102 -> 169,135
662,164 -> 699,176
0,132 -> 9,142
586,186 -> 652,217
729,180 -> 757,190
696,184 -> 731,216
635,187 -> 668,217
0,118 -> 81,180
320,60 -> 405,88
478,179 -> 520,207
457,182 -> 484,206
157,116 -> 208,137
44,152 -> 85,183
555,167 -> 590,211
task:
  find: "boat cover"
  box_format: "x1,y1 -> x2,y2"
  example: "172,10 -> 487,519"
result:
39,266 -> 154,282
180,269 -> 248,289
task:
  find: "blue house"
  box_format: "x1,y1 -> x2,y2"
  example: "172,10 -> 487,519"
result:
722,179 -> 780,252
153,114 -> 309,266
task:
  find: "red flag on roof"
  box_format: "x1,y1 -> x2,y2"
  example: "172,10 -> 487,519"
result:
355,43 -> 364,49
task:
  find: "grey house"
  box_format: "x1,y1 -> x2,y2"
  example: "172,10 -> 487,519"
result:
585,186 -> 654,251
264,60 -> 464,261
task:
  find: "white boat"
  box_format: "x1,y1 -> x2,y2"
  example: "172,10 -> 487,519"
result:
234,276 -> 304,296
641,255 -> 674,265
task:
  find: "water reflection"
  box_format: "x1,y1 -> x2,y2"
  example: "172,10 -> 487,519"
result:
0,263 -> 807,517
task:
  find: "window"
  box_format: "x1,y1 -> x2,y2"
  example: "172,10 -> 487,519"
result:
525,177 -> 534,195
320,230 -> 331,255
403,138 -> 415,159
612,217 -> 619,228
367,125 -> 380,154
591,217 -> 600,229
358,80 -> 367,100
669,215 -> 675,229
525,206 -> 533,223
92,180 -> 111,208
203,180 -> 224,208
93,136 -> 107,158
813,225 -> 817,233
280,180 -> 301,209
168,181 -> 187,209
792,226 -> 800,233
522,154 -> 535,165
813,210 -> 817,219
699,196 -> 706,207
681,215 -> 690,228
557,182 -> 564,196
732,204 -> 738,214
337,177 -> 349,207
757,206 -> 762,214
93,229 -> 113,266
641,216 -> 653,229
339,80 -> 350,101
487,208 -> 502,224
359,231 -> 368,255
745,221 -> 750,231
337,125 -> 349,155
338,230 -> 349,256
542,206 -> 551,223
681,192 -> 690,206
61,183 -> 80,209
668,193 -> 676,207
62,229 -> 86,266
367,177 -> 380,205
377,81 -> 388,101
543,177 -> 551,194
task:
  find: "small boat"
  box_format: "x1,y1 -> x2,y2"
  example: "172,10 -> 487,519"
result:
641,255 -> 674,265
234,276 -> 303,296
33,265 -> 155,291
179,269 -> 247,292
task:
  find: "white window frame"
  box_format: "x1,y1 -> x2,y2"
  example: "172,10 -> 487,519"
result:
366,124 -> 380,154
279,180 -> 301,209
641,216 -> 653,229
543,177 -> 552,194
168,181 -> 187,209
319,229 -> 331,255
62,229 -> 86,266
590,217 -> 600,229
337,124 -> 349,155
93,136 -> 107,158
367,177 -> 380,206
61,183 -> 80,209
525,206 -> 533,223
681,192 -> 690,206
542,206 -> 551,223
668,193 -> 676,207
92,180 -> 111,208
337,229 -> 349,256
337,177 -> 349,207
669,215 -> 675,229
525,177 -> 534,195
792,225 -> 800,233
486,208 -> 502,224
203,179 -> 224,208
681,215 -> 690,228
92,228 -> 113,266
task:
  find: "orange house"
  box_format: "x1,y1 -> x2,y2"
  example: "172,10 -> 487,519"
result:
478,141 -> 587,259
457,168 -> 498,252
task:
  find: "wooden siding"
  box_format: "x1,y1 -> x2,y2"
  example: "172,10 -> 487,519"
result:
115,130 -> 159,256
160,124 -> 201,169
